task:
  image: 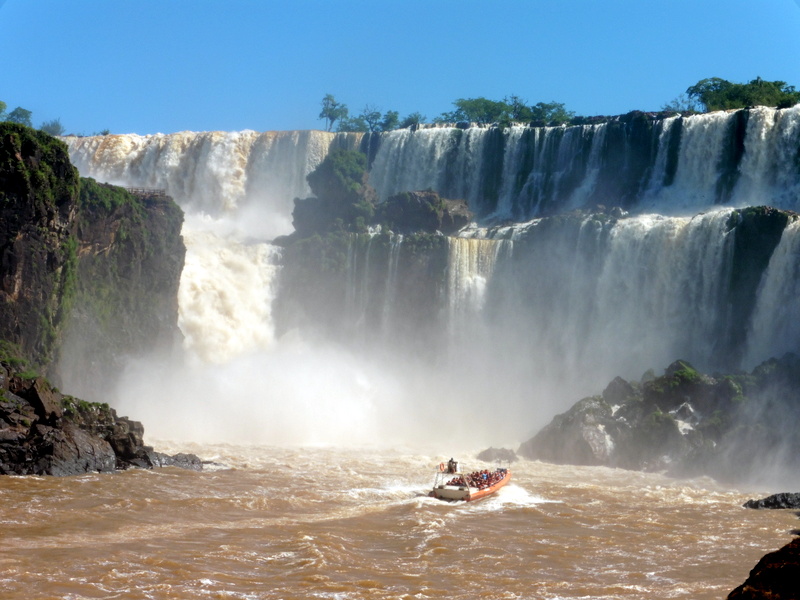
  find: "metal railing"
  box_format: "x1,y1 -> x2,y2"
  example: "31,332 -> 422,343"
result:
124,187 -> 168,197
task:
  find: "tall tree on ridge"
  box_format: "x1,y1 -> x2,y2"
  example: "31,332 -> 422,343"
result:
319,94 -> 348,132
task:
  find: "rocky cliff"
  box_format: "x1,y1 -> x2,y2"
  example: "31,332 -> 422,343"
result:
0,122 -> 80,367
519,355 -> 800,484
0,123 -> 192,474
0,122 -> 184,383
54,177 -> 184,398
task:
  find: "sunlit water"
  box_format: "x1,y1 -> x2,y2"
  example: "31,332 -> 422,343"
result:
0,444 -> 795,599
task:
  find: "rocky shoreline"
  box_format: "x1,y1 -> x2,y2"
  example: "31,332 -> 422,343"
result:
0,358 -> 200,476
727,494 -> 800,599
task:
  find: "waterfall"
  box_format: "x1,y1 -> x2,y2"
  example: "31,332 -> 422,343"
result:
446,237 -> 505,318
367,107 -> 800,221
743,217 -> 800,367
178,217 -> 281,364
60,112 -> 800,443
67,129 -> 362,238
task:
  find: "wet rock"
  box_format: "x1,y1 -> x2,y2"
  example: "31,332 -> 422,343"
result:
0,369 -> 201,476
743,493 -> 800,510
33,423 -> 116,476
378,190 -> 472,235
519,396 -> 619,466
477,447 -> 518,463
728,537 -> 800,599
520,354 -> 800,482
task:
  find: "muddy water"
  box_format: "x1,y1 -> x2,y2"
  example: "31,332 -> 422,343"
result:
0,445 -> 795,599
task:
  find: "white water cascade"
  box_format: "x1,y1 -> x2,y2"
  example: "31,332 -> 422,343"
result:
67,129 -> 361,238
367,105 -> 800,220
743,219 -> 800,367
62,110 -> 800,446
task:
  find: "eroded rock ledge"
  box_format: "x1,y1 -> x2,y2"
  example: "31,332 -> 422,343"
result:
0,360 -> 200,476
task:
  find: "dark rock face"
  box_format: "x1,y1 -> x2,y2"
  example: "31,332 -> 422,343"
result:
378,190 -> 472,235
54,178 -> 185,398
519,396 -> 620,467
0,123 -> 80,366
728,537 -> 800,599
275,230 -> 449,353
0,124 -> 185,397
743,494 -> 800,510
0,125 -> 191,475
477,447 -> 518,463
519,355 -> 800,482
0,363 -> 201,476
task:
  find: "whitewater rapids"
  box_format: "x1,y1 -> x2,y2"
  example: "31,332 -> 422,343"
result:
0,444 -> 793,599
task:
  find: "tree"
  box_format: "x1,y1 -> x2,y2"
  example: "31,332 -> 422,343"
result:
0,101 -> 6,121
337,105 -> 400,133
686,77 -> 800,112
437,97 -> 508,125
40,118 -> 65,136
661,94 -> 699,113
379,110 -> 399,132
399,112 -> 426,129
503,95 -> 533,122
529,101 -> 574,125
6,107 -> 32,127
337,114 -> 368,132
360,104 -> 383,132
319,94 -> 348,132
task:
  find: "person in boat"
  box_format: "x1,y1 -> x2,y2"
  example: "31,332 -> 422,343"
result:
447,458 -> 457,474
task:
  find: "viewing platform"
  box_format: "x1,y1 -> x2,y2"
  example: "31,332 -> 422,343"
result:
124,187 -> 168,198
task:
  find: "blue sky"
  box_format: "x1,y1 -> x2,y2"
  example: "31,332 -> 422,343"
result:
1,0 -> 799,135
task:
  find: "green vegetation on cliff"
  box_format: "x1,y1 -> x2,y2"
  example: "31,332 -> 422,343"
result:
56,176 -> 185,396
687,77 -> 800,112
0,122 -> 81,367
0,122 -> 185,394
521,354 -> 800,483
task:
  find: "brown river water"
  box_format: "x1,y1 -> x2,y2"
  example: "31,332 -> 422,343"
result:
0,443 -> 796,600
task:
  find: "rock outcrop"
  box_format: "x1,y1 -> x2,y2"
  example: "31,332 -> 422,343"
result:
0,122 -> 80,366
0,123 -> 185,396
519,355 -> 800,482
728,537 -> 800,599
743,493 -> 800,510
54,177 -> 184,398
0,357 -> 200,476
476,447 -> 518,463
0,124 -> 192,475
377,190 -> 472,235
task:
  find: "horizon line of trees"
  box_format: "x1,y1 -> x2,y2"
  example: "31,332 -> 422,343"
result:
318,93 -> 575,133
1,100 -> 112,137
321,76 -> 800,133
0,100 -> 66,136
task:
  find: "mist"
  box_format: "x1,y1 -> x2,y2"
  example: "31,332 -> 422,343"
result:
60,113 -> 800,482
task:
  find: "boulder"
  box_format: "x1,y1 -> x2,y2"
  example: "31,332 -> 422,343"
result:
477,447 -> 518,463
378,190 -> 472,235
728,537 -> 800,599
519,396 -> 619,466
0,366 -> 202,476
33,423 -> 116,476
743,493 -> 800,510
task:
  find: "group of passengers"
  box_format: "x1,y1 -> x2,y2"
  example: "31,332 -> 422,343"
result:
445,469 -> 506,490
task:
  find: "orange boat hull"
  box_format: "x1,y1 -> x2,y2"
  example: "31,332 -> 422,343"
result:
466,469 -> 511,501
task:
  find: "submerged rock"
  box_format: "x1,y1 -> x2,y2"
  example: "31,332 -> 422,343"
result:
728,537 -> 800,599
476,447 -> 518,463
743,493 -> 800,510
